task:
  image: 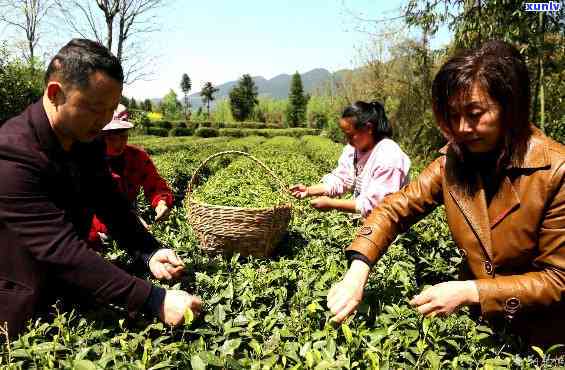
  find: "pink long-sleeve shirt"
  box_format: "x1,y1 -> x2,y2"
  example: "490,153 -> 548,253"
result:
321,138 -> 411,217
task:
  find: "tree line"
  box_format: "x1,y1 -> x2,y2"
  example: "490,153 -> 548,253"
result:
1,0 -> 563,156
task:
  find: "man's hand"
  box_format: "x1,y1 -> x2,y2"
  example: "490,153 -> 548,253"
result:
310,196 -> 334,211
154,200 -> 170,222
409,280 -> 479,317
327,260 -> 370,323
149,249 -> 185,280
289,184 -> 309,199
160,290 -> 203,326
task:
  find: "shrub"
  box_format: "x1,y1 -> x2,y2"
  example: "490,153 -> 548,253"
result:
218,128 -> 319,138
322,119 -> 345,143
0,45 -> 43,123
171,120 -> 189,128
147,111 -> 163,122
198,121 -> 213,128
130,110 -> 150,127
144,127 -> 169,137
153,120 -> 173,129
195,127 -> 219,138
168,127 -> 193,137
547,116 -> 565,144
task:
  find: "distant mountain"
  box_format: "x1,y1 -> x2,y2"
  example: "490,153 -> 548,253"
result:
150,68 -> 351,109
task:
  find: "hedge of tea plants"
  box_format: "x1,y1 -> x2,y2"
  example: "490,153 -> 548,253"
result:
1,136 -> 557,369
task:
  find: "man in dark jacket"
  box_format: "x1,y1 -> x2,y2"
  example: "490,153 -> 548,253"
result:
0,39 -> 201,338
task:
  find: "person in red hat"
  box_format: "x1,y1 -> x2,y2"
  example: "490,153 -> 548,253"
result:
89,105 -> 173,248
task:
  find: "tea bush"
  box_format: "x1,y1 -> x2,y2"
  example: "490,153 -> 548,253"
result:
195,127 -> 220,138
2,135 -> 556,369
168,127 -> 193,137
219,128 -> 320,138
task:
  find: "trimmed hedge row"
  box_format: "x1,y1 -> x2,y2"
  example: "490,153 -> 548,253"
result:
143,127 -> 320,138
218,128 -> 320,138
169,127 -> 194,137
220,122 -> 282,129
146,120 -> 293,131
144,127 -> 194,137
147,120 -> 191,129
195,127 -> 219,138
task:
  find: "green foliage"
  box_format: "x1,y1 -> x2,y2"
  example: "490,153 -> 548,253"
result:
219,128 -> 320,138
300,135 -> 343,173
221,122 -> 268,129
546,116 -> 565,144
7,135 -> 546,368
194,127 -> 219,138
153,120 -> 173,130
0,44 -> 43,124
193,137 -> 317,208
144,127 -> 169,137
180,73 -> 192,117
306,95 -> 343,130
220,122 -> 281,129
286,71 -> 309,127
180,74 -> 192,95
251,97 -> 287,125
200,82 -> 220,117
229,74 -> 258,121
160,89 -> 183,119
323,119 -> 346,143
197,121 -> 213,128
168,127 -> 193,137
170,120 -> 188,128
142,99 -> 153,112
2,135 -> 550,368
210,99 -> 234,123
403,0 -> 565,134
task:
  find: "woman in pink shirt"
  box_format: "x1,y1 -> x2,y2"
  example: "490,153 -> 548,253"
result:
290,101 -> 411,218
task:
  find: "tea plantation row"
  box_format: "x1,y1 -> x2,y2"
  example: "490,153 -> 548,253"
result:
1,136 -> 551,369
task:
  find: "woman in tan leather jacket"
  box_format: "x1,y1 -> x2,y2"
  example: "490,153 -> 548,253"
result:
327,40 -> 565,346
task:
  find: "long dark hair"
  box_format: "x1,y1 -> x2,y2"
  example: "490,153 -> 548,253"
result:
431,40 -> 531,193
341,100 -> 392,143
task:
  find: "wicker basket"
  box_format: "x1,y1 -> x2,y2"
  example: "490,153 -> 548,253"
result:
186,150 -> 292,257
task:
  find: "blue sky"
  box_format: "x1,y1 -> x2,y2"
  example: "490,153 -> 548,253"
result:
0,0 -> 451,100
119,0 -> 452,100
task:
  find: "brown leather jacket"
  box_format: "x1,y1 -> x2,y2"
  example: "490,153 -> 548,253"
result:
348,127 -> 565,346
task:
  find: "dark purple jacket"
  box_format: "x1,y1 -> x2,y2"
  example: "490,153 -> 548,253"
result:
0,101 -> 160,337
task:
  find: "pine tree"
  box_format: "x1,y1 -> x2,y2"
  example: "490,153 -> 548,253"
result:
143,99 -> 153,112
180,73 -> 192,118
229,74 -> 258,122
286,71 -> 308,127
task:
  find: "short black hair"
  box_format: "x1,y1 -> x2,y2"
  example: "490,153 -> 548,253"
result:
341,100 -> 392,141
45,39 -> 124,89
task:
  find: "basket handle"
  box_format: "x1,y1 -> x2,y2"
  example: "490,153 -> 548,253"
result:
186,150 -> 291,202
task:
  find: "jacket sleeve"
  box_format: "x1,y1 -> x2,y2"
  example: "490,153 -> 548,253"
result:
137,150 -> 174,208
475,161 -> 565,317
346,157 -> 444,264
89,144 -> 162,257
0,144 -> 152,317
